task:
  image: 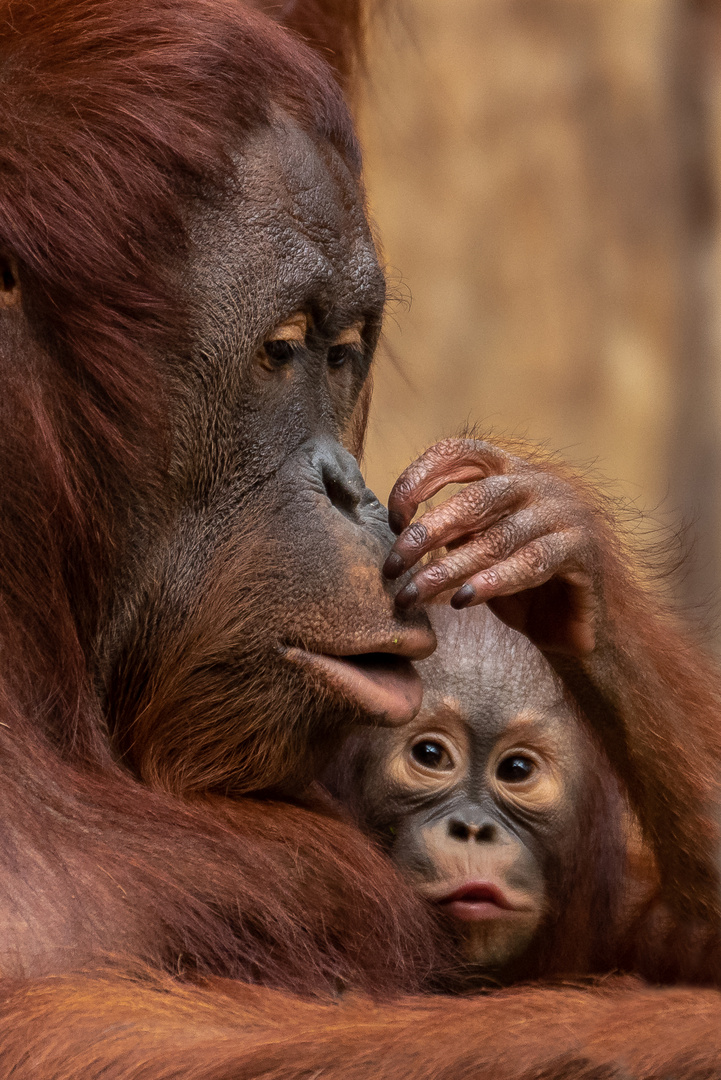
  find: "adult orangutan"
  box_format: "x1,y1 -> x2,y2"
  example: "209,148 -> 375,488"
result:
1,1 -> 721,1077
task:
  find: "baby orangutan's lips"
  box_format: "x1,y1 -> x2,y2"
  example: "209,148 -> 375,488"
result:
283,649 -> 424,724
433,882 -> 521,922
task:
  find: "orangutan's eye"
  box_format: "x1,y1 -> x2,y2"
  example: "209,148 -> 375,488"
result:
327,343 -> 361,369
411,740 -> 453,771
257,312 -> 308,372
496,755 -> 535,783
263,339 -> 301,367
327,324 -> 363,369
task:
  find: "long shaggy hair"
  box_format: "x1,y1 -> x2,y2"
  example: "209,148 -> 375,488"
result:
0,0 -> 359,758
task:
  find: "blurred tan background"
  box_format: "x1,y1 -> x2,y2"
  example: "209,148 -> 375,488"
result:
358,0 -> 721,636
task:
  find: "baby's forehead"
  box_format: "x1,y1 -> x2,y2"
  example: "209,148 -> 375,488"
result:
417,604 -> 568,734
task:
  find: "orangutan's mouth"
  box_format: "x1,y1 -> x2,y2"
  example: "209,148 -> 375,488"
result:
283,648 -> 424,724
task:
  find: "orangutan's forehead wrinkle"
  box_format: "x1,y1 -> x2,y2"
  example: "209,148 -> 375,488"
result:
219,118 -> 385,323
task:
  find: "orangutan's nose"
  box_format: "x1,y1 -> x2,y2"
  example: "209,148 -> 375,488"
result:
308,438 -> 370,519
448,818 -> 498,843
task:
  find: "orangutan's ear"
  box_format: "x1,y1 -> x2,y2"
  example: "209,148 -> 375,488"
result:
252,1 -> 373,93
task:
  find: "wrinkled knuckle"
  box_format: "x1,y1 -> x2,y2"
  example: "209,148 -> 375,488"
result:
480,473 -> 513,502
433,438 -> 462,461
464,481 -> 491,512
527,500 -> 568,537
394,477 -> 416,502
483,524 -> 513,561
423,562 -> 449,587
487,540 -> 508,566
404,522 -> 428,549
497,518 -> 518,551
523,544 -> 549,578
544,495 -> 573,519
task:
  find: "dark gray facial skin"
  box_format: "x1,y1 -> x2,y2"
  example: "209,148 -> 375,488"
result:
96,116 -> 436,793
326,603 -> 597,976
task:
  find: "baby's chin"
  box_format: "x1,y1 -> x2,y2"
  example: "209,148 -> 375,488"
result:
457,910 -> 541,971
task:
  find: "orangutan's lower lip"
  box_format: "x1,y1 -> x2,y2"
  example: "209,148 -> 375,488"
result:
284,648 -> 424,724
435,882 -> 518,922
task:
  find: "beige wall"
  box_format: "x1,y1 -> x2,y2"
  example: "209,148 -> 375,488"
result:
359,0 -> 721,628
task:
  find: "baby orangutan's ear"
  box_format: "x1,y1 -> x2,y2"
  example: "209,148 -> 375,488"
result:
249,1 -> 373,93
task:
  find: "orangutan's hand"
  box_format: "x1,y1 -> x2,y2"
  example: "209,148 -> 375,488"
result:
383,438 -> 606,657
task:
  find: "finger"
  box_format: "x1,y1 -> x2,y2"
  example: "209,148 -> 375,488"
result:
387,439 -> 514,534
448,531 -> 587,609
394,511 -> 579,608
383,474 -> 531,580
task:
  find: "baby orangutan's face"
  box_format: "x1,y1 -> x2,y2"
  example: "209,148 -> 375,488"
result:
330,604 -> 597,974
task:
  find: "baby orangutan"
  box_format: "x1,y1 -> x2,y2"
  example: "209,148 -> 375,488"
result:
325,602 -> 652,983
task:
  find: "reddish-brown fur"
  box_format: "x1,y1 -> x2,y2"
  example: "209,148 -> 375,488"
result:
4,971 -> 721,1080
251,1 -> 373,91
0,0 -> 358,759
1,2 -> 721,1076
540,453 -> 721,985
384,435 -> 721,985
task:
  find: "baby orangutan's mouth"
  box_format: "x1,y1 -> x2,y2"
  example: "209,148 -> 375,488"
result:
283,648 -> 424,724
434,882 -> 520,922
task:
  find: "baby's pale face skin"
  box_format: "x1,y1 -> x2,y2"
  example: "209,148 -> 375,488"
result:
346,604 -> 592,972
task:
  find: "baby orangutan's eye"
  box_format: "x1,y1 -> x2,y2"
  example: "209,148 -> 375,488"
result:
411,740 -> 453,771
496,755 -> 535,783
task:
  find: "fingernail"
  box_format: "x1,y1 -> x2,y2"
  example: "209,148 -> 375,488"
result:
395,582 -> 419,609
383,552 -> 405,579
451,584 -> 475,609
388,510 -> 405,535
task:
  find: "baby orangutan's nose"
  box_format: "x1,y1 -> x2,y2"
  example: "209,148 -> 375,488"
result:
448,819 -> 497,843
